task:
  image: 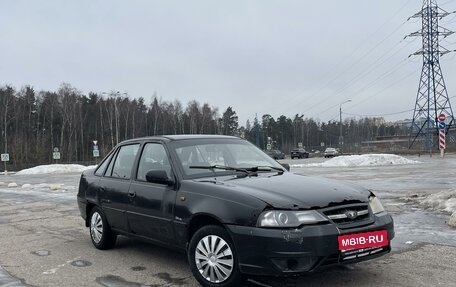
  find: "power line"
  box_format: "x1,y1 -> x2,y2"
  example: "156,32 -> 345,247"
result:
295,15 -> 417,117
269,0 -> 414,115
345,109 -> 414,118
304,37 -> 418,116
322,67 -> 420,122
347,67 -> 419,110
440,0 -> 456,6
308,56 -> 415,119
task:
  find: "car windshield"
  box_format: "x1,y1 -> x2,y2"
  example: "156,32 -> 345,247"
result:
170,138 -> 284,179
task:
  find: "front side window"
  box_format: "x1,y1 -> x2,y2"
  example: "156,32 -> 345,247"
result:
137,143 -> 172,181
106,144 -> 140,179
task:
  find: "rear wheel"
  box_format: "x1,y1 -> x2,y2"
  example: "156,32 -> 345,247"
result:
89,207 -> 117,250
188,225 -> 242,287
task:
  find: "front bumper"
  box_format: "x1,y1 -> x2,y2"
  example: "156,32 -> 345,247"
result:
226,213 -> 394,276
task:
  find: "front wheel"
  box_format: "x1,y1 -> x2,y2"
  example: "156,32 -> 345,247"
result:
89,207 -> 117,250
188,225 -> 242,287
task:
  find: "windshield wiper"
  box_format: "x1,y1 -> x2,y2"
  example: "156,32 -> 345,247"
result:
244,166 -> 284,175
189,165 -> 250,174
189,165 -> 285,178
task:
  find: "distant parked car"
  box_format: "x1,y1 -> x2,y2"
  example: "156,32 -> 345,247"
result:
290,148 -> 309,159
266,149 -> 285,159
324,147 -> 339,158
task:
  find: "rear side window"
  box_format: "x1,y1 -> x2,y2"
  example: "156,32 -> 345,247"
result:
106,144 -> 140,179
94,152 -> 114,176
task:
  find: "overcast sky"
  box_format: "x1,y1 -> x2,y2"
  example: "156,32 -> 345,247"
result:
1,0 -> 456,125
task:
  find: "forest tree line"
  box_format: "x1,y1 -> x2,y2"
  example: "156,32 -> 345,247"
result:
1,84 -> 407,169
244,114 -> 408,153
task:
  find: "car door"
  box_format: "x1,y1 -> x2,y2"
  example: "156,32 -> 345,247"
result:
127,142 -> 177,243
98,143 -> 140,232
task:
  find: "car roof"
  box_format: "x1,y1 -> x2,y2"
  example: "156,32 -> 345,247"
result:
118,134 -> 240,145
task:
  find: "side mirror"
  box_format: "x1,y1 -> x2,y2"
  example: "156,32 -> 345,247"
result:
145,170 -> 175,186
281,163 -> 290,172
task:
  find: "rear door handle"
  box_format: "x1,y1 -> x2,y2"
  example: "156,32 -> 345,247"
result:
128,191 -> 136,198
99,186 -> 105,192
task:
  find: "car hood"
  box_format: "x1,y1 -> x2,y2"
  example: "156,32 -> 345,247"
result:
194,172 -> 370,209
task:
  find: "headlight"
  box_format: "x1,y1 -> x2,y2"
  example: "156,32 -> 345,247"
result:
257,210 -> 328,228
369,196 -> 385,214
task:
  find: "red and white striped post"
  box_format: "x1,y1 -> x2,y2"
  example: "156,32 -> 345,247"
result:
439,129 -> 446,148
438,113 -> 446,158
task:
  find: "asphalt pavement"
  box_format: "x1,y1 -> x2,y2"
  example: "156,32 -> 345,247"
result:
1,154 -> 456,286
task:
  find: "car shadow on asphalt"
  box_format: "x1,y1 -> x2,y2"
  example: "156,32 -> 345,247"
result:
112,236 -> 373,287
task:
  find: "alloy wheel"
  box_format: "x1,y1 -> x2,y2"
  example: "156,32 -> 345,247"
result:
194,235 -> 234,283
90,211 -> 103,244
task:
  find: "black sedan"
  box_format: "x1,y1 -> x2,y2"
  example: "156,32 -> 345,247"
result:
290,148 -> 309,159
77,135 -> 394,287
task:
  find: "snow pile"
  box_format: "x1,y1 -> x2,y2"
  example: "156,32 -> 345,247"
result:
15,164 -> 96,175
26,183 -> 74,192
450,213 -> 456,228
1,182 -> 76,192
414,189 -> 456,228
417,189 -> 456,214
293,154 -> 419,168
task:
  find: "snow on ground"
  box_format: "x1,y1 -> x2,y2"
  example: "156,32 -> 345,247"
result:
3,182 -> 78,192
292,154 -> 420,168
15,164 -> 96,175
416,189 -> 456,214
409,189 -> 456,228
6,164 -> 96,192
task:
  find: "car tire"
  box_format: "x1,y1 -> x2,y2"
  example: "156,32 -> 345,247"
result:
89,206 -> 117,250
188,225 -> 242,287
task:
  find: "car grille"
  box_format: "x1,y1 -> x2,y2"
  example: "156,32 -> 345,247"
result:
341,246 -> 388,261
319,246 -> 390,267
320,203 -> 372,228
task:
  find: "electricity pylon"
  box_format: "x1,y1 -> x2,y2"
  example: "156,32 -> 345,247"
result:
407,0 -> 455,151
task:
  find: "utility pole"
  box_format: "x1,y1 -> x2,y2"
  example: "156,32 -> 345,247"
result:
114,92 -> 119,145
339,100 -> 351,148
2,93 -> 10,174
407,0 -> 455,151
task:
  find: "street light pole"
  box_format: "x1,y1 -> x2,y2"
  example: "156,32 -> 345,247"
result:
114,92 -> 119,145
102,91 -> 127,146
339,99 -> 352,148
